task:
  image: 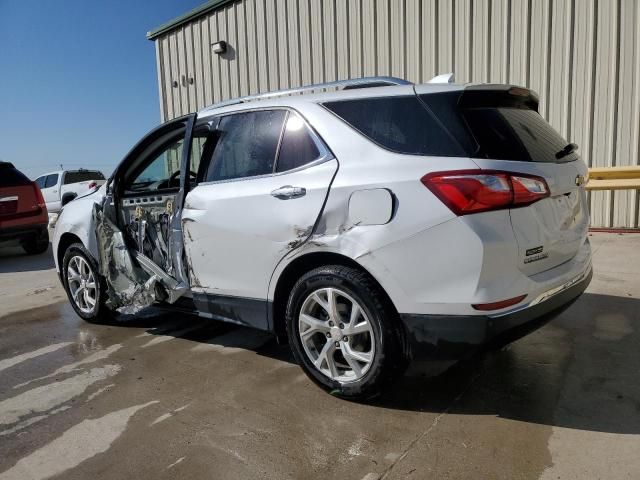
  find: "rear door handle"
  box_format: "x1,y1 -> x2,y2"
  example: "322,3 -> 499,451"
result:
271,185 -> 306,200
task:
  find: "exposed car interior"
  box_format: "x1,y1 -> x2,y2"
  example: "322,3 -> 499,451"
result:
118,123 -> 213,272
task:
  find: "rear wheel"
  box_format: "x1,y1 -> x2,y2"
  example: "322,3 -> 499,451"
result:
62,243 -> 113,323
286,265 -> 406,399
21,230 -> 49,255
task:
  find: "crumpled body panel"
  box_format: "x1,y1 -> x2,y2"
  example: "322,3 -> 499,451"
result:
93,203 -> 157,314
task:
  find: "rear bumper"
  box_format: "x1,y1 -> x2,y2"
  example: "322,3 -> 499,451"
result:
0,223 -> 48,243
400,265 -> 592,361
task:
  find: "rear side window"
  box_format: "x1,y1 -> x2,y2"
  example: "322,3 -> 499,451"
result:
0,165 -> 31,187
205,110 -> 286,182
64,170 -> 105,184
44,174 -> 59,188
323,96 -> 467,157
35,176 -> 46,188
275,112 -> 322,172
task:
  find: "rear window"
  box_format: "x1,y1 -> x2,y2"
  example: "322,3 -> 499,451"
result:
323,90 -> 576,163
0,164 -> 31,187
63,170 -> 105,184
421,90 -> 577,163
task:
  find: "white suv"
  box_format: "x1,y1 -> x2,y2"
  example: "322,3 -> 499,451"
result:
53,76 -> 592,398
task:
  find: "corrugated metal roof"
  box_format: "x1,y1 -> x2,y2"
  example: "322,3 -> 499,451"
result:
146,0 -> 235,40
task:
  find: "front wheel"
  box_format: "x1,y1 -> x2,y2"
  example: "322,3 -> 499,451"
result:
62,243 -> 113,323
286,265 -> 407,399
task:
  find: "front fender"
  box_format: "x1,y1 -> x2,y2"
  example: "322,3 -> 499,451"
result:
52,188 -> 105,272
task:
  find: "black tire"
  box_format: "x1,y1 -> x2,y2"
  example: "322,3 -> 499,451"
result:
286,265 -> 407,399
21,230 -> 49,255
62,242 -> 113,323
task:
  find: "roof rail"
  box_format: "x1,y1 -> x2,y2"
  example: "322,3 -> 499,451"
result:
202,76 -> 412,112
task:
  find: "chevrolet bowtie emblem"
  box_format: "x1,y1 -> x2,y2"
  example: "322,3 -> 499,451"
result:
575,175 -> 585,186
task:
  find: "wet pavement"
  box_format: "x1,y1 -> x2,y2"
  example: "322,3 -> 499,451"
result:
0,233 -> 639,479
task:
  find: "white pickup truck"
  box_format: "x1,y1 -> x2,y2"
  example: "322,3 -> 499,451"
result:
34,169 -> 106,214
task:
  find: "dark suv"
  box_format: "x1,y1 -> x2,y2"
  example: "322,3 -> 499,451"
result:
0,162 -> 49,254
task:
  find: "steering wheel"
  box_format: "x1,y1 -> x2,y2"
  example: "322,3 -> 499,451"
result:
168,170 -> 197,187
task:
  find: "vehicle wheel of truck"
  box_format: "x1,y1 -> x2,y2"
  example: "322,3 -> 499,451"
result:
62,243 -> 112,323
21,231 -> 49,255
286,265 -> 406,399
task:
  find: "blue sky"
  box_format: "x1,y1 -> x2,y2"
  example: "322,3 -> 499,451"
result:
0,0 -> 202,179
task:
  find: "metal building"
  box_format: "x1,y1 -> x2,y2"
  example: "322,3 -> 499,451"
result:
148,0 -> 640,228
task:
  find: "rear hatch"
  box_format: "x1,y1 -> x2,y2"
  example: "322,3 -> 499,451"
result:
418,85 -> 589,275
0,163 -> 46,225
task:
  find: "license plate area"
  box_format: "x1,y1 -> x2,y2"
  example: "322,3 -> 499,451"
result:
0,196 -> 18,215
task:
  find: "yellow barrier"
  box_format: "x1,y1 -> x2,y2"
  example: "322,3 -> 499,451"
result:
587,166 -> 640,191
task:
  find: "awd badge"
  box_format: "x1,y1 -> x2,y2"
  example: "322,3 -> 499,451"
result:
525,245 -> 548,264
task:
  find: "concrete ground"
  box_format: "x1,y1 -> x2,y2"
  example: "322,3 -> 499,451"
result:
0,233 -> 638,480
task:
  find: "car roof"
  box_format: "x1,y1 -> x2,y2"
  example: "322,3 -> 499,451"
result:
197,81 -> 468,119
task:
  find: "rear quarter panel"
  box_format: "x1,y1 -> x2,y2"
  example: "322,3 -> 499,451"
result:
268,102 -> 481,312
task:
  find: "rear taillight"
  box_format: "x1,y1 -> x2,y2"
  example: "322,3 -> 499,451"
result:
421,170 -> 549,215
88,181 -> 97,189
32,182 -> 45,208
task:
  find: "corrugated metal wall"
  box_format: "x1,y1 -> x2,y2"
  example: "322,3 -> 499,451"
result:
153,0 -> 640,228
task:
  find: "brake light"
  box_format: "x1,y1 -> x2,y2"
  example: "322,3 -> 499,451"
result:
32,182 -> 45,208
88,181 -> 97,189
421,170 -> 549,215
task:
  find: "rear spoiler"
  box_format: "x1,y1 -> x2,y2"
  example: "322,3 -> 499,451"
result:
414,81 -> 540,112
459,85 -> 539,112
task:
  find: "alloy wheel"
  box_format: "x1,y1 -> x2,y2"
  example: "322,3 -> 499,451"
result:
298,287 -> 375,383
67,255 -> 98,314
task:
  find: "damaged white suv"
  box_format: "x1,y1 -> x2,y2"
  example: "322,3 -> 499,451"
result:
53,76 -> 592,398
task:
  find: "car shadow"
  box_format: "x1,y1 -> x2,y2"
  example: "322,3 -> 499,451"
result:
75,291 -> 640,435
107,305 -> 297,366
0,242 -> 55,273
369,292 -> 640,435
